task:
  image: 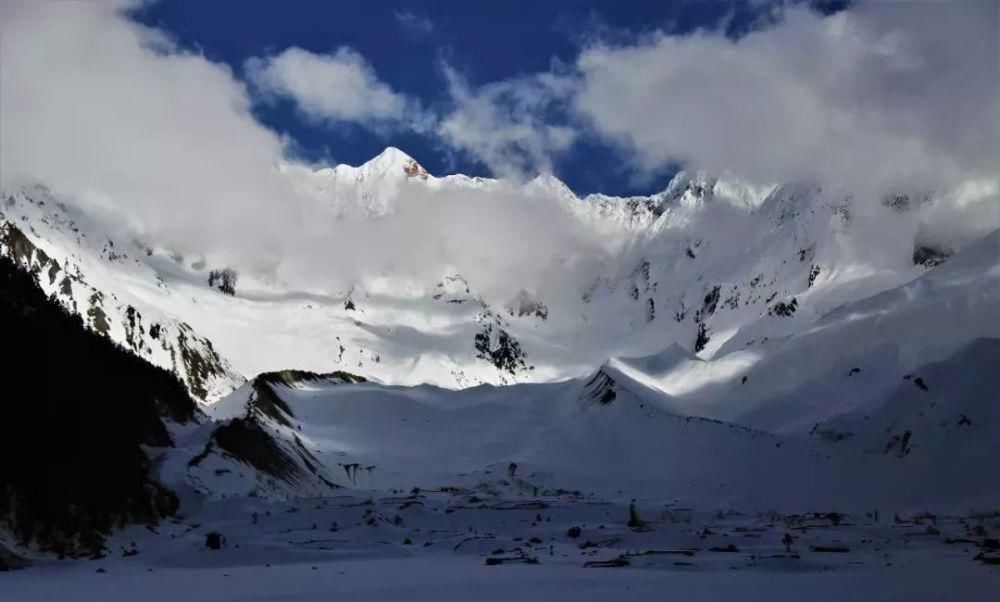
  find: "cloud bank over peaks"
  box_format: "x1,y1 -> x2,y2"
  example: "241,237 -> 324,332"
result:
420,0 -> 1000,217
0,0 -> 612,304
571,0 -> 1000,199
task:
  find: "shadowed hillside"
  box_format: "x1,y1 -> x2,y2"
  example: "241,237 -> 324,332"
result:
0,256 -> 197,556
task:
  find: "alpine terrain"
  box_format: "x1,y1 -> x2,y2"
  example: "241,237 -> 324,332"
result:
2,0 -> 999,598
2,148 -> 998,600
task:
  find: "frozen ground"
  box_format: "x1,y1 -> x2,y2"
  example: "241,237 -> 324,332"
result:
3,490 -> 998,601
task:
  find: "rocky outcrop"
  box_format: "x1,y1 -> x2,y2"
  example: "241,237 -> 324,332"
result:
0,220 -> 243,403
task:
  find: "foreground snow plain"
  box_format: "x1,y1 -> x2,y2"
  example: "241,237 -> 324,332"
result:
5,490 -> 998,601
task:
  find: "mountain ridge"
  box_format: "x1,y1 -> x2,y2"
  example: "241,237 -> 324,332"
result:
1,147 -> 993,404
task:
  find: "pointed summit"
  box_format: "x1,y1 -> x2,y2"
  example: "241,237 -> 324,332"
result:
360,147 -> 428,179
369,146 -> 413,168
526,172 -> 575,200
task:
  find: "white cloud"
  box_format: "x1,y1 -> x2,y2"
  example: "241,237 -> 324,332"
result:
572,0 -> 1000,198
281,176 -> 611,306
394,10 -> 434,36
437,65 -> 578,179
0,0 -> 302,268
245,47 -> 429,129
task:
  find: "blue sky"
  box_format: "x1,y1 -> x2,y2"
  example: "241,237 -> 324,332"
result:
132,0 -> 833,196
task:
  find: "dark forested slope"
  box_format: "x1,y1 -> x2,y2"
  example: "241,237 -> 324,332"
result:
0,255 -> 197,555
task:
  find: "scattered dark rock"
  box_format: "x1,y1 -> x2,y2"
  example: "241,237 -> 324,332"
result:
770,298 -> 798,317
808,264 -> 821,287
584,556 -> 630,568
628,549 -> 696,558
885,430 -> 913,457
913,245 -> 950,268
205,532 -> 225,550
694,322 -> 710,353
709,544 -> 740,553
810,545 -> 850,553
485,555 -> 538,566
811,425 -> 853,442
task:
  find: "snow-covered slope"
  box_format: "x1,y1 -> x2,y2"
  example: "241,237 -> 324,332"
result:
0,188 -> 243,403
603,230 -> 1000,433
809,337 -> 1000,509
174,352 -> 1000,512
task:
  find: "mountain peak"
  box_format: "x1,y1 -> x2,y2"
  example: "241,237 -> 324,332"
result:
361,147 -> 429,179
525,172 -> 576,201
662,170 -> 773,211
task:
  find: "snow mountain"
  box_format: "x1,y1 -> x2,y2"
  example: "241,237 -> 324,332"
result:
2,147 -> 999,591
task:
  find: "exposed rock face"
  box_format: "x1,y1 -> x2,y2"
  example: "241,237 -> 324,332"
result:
207,268 -> 237,296
0,218 -> 243,404
913,245 -> 951,268
474,308 -> 528,379
403,158 -> 428,179
582,370 -> 618,406
187,371 -> 366,499
770,297 -> 799,317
